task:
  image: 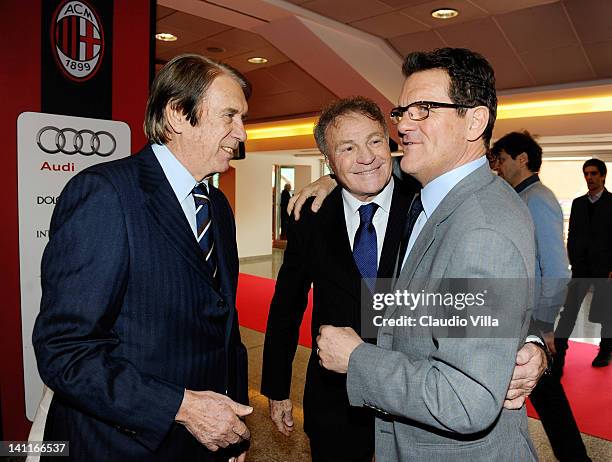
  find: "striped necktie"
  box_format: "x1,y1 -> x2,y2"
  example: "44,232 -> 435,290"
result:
192,183 -> 217,279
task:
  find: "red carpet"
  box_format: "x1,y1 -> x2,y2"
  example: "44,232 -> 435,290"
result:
237,273 -> 611,441
526,340 -> 612,441
237,273 -> 314,347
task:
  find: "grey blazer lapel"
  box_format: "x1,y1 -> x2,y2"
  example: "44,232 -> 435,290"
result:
388,163 -> 495,319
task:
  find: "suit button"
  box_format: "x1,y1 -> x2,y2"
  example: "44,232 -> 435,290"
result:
217,300 -> 225,309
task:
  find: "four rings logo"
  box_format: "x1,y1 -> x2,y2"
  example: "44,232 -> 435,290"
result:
51,0 -> 105,82
37,126 -> 116,157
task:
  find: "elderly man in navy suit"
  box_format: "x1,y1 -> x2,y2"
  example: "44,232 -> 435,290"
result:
33,54 -> 251,462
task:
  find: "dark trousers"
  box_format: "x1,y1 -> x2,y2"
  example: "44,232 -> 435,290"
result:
310,442 -> 373,462
555,279 -> 611,350
530,375 -> 590,462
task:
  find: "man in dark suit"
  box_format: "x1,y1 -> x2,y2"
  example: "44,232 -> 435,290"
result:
261,97 -> 416,461
33,54 -> 252,462
555,158 -> 612,371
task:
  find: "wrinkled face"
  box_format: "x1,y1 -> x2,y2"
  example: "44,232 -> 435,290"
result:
397,69 -> 474,186
325,112 -> 393,202
181,74 -> 247,179
496,150 -> 525,187
583,166 -> 605,192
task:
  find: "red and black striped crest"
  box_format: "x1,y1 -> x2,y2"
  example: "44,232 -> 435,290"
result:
50,0 -> 104,82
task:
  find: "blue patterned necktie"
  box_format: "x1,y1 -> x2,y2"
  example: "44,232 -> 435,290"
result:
192,183 -> 217,280
397,194 -> 424,276
353,202 -> 379,291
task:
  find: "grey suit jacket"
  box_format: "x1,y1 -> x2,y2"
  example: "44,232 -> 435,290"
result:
346,164 -> 538,461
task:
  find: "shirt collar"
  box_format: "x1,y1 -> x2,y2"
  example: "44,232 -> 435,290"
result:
342,176 -> 395,216
151,143 -> 206,203
421,156 -> 487,218
514,174 -> 540,194
588,188 -> 604,203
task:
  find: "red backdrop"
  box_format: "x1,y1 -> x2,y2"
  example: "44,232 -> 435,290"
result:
0,0 -> 151,439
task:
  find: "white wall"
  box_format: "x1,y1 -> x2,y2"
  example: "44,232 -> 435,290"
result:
231,151 -> 321,258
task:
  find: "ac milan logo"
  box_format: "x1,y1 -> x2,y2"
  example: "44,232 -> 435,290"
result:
51,0 -> 104,82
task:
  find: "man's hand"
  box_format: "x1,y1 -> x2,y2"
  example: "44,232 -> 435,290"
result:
287,175 -> 337,220
175,390 -> 253,451
503,343 -> 547,409
268,398 -> 294,436
316,325 -> 364,374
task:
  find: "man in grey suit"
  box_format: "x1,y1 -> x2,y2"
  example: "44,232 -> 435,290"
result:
317,48 -> 538,461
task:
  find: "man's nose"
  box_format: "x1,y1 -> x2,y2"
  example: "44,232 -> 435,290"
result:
233,118 -> 247,142
397,116 -> 417,137
356,147 -> 375,164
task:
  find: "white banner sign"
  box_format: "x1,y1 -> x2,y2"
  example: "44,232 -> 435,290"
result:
17,112 -> 130,420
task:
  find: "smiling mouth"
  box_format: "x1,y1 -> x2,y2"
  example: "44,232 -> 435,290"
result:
221,146 -> 236,155
354,165 -> 381,175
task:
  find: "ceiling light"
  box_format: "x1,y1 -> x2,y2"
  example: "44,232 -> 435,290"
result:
431,8 -> 459,19
247,121 -> 315,140
497,96 -> 612,119
155,33 -> 177,42
247,57 -> 268,64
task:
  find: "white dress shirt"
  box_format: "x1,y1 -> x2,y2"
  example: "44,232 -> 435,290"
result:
342,177 -> 394,267
401,156 -> 487,269
152,143 -> 207,238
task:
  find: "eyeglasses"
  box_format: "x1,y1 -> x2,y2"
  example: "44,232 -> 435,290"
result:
390,101 -> 476,124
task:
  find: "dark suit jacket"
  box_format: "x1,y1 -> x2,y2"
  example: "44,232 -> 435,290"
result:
567,189 -> 612,323
261,178 -> 414,457
33,146 -> 247,461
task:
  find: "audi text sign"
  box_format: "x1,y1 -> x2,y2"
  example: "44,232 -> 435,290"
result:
17,112 -> 130,420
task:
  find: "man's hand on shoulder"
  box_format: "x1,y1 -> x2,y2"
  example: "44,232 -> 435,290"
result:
175,389 -> 253,451
503,342 -> 547,409
268,398 -> 294,436
288,175 -> 337,220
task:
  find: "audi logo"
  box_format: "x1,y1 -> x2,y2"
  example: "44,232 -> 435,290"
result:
36,126 -> 116,157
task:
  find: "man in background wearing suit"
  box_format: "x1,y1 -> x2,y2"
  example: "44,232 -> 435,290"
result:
493,131 -> 591,462
33,54 -> 252,462
261,97 -> 416,462
317,48 -> 538,461
555,158 -> 612,371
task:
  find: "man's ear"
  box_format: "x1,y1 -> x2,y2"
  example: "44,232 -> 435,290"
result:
466,106 -> 489,142
164,102 -> 186,135
517,152 -> 529,167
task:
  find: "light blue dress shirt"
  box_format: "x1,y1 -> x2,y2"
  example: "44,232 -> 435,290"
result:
401,156 -> 487,268
152,143 -> 207,238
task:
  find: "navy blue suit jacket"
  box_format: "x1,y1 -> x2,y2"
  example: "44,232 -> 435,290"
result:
33,146 -> 247,461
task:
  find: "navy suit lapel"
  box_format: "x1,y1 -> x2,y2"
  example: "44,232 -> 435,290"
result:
137,146 -> 217,290
209,186 -> 236,302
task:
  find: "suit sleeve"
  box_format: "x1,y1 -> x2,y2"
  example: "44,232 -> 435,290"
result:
566,199 -> 583,272
260,214 -> 313,400
33,172 -> 184,451
527,194 -> 570,326
346,228 -> 531,434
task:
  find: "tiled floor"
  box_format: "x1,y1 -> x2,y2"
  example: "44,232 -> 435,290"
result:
240,250 -> 612,462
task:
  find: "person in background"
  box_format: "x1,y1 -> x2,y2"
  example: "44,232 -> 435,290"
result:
493,130 -> 591,462
280,182 -> 292,239
554,158 -> 612,372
